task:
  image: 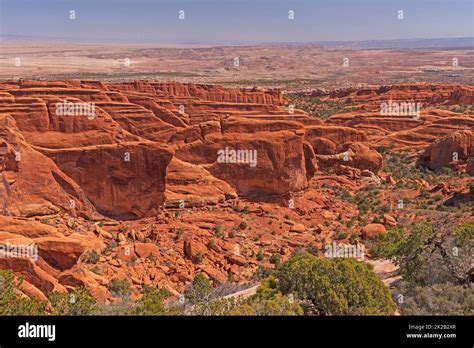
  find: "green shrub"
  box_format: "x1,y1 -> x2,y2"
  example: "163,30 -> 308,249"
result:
369,227 -> 406,258
371,221 -> 472,286
81,250 -> 100,264
0,270 -> 47,315
306,244 -> 319,256
212,225 -> 223,238
334,231 -> 348,240
269,253 -> 282,265
184,274 -> 213,307
49,287 -> 98,315
195,252 -> 204,263
135,286 -> 171,315
174,228 -> 184,240
227,276 -> 303,315
276,254 -> 396,315
454,222 -> 474,250
90,266 -> 102,275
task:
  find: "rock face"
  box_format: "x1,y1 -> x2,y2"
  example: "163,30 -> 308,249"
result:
0,114 -> 97,218
43,142 -> 173,219
165,157 -> 237,207
209,130 -> 309,199
418,130 -> 474,171
0,80 -> 382,213
344,143 -> 383,174
0,80 -> 321,298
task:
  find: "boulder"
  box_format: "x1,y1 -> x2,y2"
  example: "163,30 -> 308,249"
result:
289,223 -> 306,233
418,130 -> 473,171
362,223 -> 387,239
134,242 -> 161,259
183,239 -> 208,263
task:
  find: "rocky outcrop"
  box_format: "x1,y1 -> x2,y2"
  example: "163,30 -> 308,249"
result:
418,130 -> 474,171
0,215 -> 104,297
0,114 -> 97,218
209,130 -> 309,199
109,81 -> 286,105
42,142 -> 173,219
165,157 -> 237,207
316,142 -> 383,174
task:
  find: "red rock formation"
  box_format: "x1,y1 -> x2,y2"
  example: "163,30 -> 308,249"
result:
316,142 -> 383,174
165,157 -> 237,207
42,142 -> 173,219
0,80 -> 472,301
209,130 -> 309,199
0,115 -> 97,218
418,130 -> 474,171
0,216 -> 104,297
320,83 -> 474,149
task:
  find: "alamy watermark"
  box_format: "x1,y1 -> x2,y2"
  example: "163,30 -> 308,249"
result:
55,100 -> 96,120
18,322 -> 55,342
217,147 -> 257,168
324,242 -> 365,260
0,242 -> 38,261
380,100 -> 421,119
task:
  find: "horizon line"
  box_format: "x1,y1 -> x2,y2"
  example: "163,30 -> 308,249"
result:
1,35 -> 473,48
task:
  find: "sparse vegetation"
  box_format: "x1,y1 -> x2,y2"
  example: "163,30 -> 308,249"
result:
269,253 -> 282,265
212,225 -> 224,238
238,221 -> 247,230
370,220 -> 473,315
174,228 -> 184,240
135,286 -> 171,315
287,94 -> 355,119
81,250 -> 100,264
334,231 -> 348,240
0,270 -> 47,315
195,252 -> 204,264
49,287 -> 98,315
108,278 -> 132,297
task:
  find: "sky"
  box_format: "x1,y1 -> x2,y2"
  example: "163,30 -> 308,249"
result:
0,0 -> 473,44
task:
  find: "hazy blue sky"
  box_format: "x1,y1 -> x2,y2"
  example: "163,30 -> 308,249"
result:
1,0 -> 472,44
